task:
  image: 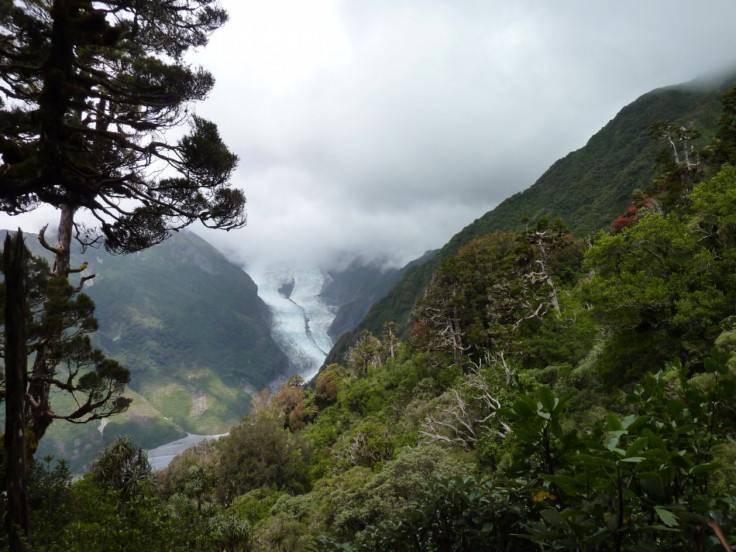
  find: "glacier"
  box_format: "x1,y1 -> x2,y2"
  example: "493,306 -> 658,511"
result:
250,264 -> 337,382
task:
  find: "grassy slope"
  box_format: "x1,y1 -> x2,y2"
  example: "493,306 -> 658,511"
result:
84,231 -> 287,391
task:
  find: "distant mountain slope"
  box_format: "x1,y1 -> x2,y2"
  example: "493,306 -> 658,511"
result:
326,73 -> 736,365
83,231 -> 287,392
324,250 -> 438,365
17,230 -> 289,472
321,257 -> 405,340
463,76 -> 734,238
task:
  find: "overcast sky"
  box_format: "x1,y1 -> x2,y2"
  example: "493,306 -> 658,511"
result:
5,0 -> 736,271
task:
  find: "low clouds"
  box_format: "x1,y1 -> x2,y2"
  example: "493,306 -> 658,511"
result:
5,1 -> 736,271
191,0 -> 736,271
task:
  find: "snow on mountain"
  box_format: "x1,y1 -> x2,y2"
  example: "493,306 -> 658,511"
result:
250,264 -> 337,381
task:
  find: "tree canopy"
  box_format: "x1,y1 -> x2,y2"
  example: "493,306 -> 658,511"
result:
0,0 -> 245,256
0,0 -> 242,453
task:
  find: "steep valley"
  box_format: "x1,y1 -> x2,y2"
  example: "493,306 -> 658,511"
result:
21,231 -> 290,472
17,71 -> 736,474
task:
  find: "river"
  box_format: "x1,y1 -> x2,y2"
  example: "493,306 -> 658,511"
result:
147,432 -> 227,471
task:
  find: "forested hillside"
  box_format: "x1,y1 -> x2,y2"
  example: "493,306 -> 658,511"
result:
13,76 -> 736,551
326,73 -> 736,366
321,257 -> 403,340
11,0 -> 736,550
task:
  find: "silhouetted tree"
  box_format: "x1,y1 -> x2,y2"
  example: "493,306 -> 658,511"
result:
0,1 -> 244,265
0,0 -> 242,456
3,232 -> 29,551
89,436 -> 153,501
0,240 -> 131,450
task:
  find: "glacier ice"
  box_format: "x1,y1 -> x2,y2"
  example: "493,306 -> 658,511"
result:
250,264 -> 336,382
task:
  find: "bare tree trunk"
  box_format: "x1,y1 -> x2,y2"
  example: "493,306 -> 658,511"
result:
666,134 -> 680,164
449,285 -> 463,364
709,519 -> 734,552
533,233 -> 561,315
26,347 -> 54,450
4,231 -> 29,551
52,203 -> 75,277
450,312 -> 463,364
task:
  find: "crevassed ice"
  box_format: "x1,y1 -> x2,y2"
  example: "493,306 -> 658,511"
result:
251,264 -> 336,382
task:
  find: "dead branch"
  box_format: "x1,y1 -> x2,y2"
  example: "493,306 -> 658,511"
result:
420,363 -> 510,450
38,224 -> 62,255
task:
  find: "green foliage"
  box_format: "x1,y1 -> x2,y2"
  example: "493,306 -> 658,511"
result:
329,445 -> 476,540
57,481 -> 171,552
215,411 -> 312,503
24,457 -> 75,551
21,441 -> 258,552
79,231 -> 288,393
519,293 -> 597,371
25,230 -> 286,473
505,386 -> 577,477
0,245 -> 131,459
313,365 -> 348,408
231,487 -> 286,525
206,513 -> 252,552
88,436 -> 155,500
410,230 -> 519,360
690,164 -> 736,251
337,376 -> 394,417
514,353 -> 736,551
0,0 -> 244,251
16,71 -> 736,552
251,513 -> 311,552
296,135 -> 736,548
0,0 -> 261,476
23,456 -> 176,552
320,351 -> 736,551
345,331 -> 383,377
712,87 -> 736,165
317,476 -> 534,552
157,438 -> 219,506
419,361 -> 520,458
411,228 -> 585,363
583,166 -> 736,381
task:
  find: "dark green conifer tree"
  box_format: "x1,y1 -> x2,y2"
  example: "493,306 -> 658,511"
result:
0,0 -> 244,263
0,0 -> 243,450
0,241 -> 131,449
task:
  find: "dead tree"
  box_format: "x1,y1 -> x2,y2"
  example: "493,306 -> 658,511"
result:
420,362 -> 510,451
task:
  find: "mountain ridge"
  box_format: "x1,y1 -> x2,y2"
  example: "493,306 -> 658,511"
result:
324,72 -> 736,366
